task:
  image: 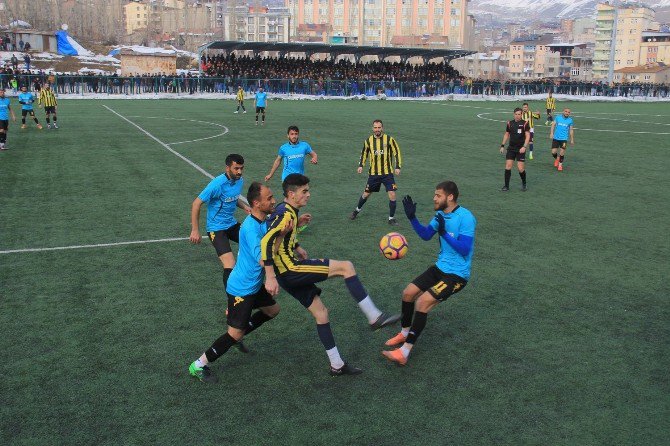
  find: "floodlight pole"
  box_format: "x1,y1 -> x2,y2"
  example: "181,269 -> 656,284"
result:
607,0 -> 619,84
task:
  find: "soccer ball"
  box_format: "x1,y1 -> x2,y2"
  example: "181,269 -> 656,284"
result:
379,232 -> 408,260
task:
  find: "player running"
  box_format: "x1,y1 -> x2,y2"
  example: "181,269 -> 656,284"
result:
382,182 -> 476,366
550,108 -> 575,172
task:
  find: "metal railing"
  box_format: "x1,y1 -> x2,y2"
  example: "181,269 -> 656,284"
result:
3,74 -> 669,98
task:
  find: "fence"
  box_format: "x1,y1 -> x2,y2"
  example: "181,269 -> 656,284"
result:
3,74 -> 669,98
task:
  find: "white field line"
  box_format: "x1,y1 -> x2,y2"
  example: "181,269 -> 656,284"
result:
123,115 -> 229,145
0,237 -> 197,255
102,105 -> 214,179
475,112 -> 670,135
419,101 -> 670,117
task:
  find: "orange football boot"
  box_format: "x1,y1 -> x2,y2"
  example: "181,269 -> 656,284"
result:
382,348 -> 407,366
385,332 -> 407,347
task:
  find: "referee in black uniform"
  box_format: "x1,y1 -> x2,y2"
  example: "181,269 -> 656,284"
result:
499,107 -> 530,192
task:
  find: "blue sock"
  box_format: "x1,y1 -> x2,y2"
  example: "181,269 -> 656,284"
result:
345,275 -> 368,303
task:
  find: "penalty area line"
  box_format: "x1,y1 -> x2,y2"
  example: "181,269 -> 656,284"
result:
0,237 -> 200,255
102,105 -> 214,179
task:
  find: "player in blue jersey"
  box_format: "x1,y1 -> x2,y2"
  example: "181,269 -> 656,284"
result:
383,181 -> 476,366
550,108 -> 575,172
189,182 -> 287,383
190,154 -> 252,290
0,88 -> 17,150
265,126 -> 318,182
18,86 -> 42,130
254,86 -> 267,126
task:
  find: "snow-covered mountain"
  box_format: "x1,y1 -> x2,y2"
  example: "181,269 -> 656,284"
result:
470,0 -> 670,22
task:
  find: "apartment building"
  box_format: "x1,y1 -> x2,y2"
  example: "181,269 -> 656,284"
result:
593,2 -> 658,79
640,31 -> 670,65
507,35 -> 558,79
124,1 -> 149,35
285,0 -> 473,49
221,5 -> 291,43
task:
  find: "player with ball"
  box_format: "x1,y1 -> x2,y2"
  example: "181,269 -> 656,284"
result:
382,180 -> 477,366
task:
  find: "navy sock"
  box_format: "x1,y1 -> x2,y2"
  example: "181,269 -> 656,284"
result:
559,155 -> 564,163
405,311 -> 428,345
246,311 -> 273,336
529,142 -> 534,152
344,275 -> 368,303
401,300 -> 414,327
205,332 -> 237,363
519,170 -> 526,185
552,152 -> 558,159
356,196 -> 367,210
389,200 -> 396,218
316,322 -> 336,350
504,169 -> 511,187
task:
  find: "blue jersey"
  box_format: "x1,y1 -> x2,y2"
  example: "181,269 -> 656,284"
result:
226,215 -> 268,296
255,91 -> 267,107
429,206 -> 477,280
278,141 -> 313,180
0,97 -> 10,120
554,115 -> 574,141
197,174 -> 244,232
18,92 -> 35,111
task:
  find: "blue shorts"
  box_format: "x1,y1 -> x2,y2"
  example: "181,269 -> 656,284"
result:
365,174 -> 397,193
277,258 -> 330,308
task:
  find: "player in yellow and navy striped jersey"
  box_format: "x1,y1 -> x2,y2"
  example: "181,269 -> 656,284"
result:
521,103 -> 541,160
38,84 -> 58,129
350,119 -> 403,225
545,91 -> 556,125
234,86 -> 246,114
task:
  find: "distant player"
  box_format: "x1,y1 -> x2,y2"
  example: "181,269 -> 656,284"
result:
545,91 -> 556,125
0,88 -> 17,150
521,102 -> 540,160
190,154 -> 252,289
234,86 -> 246,114
264,125 -> 318,232
261,174 -> 400,376
499,107 -> 530,191
382,182 -> 476,366
349,119 -> 402,225
189,182 -> 285,383
38,84 -> 58,129
18,86 -> 42,130
254,86 -> 267,126
550,108 -> 575,172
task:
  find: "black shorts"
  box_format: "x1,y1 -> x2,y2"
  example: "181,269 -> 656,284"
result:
21,109 -> 35,117
226,288 -> 276,330
551,139 -> 568,150
546,109 -> 553,115
44,106 -> 56,114
256,106 -> 265,113
411,265 -> 467,302
208,223 -> 241,256
0,120 -> 7,131
277,258 -> 330,308
365,174 -> 397,193
505,148 -> 525,162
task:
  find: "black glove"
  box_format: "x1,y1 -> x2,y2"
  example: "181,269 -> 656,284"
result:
435,213 -> 446,236
402,195 -> 416,220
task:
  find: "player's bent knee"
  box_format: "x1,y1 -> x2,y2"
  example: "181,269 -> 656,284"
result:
263,304 -> 280,318
415,293 -> 439,312
227,326 -> 245,341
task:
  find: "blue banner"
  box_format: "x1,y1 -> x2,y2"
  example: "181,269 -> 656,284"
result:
56,30 -> 78,56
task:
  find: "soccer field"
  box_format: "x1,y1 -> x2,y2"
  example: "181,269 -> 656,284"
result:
1,99 -> 668,445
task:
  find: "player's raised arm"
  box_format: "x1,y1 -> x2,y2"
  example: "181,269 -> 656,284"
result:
265,155 -> 282,181
402,195 -> 436,241
309,150 -> 318,164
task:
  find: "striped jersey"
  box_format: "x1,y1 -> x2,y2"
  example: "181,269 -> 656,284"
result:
261,202 -> 300,274
521,110 -> 540,129
359,133 -> 402,175
38,89 -> 58,107
236,89 -> 244,101
546,96 -> 556,111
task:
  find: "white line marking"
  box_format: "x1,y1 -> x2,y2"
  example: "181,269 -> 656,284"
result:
0,237 -> 195,255
103,105 -> 214,179
124,116 -> 229,145
476,112 -> 670,135
419,101 -> 670,117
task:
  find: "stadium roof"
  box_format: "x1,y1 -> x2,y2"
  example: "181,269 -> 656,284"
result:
198,41 -> 475,61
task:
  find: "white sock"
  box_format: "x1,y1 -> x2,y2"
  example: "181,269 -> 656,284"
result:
326,347 -> 345,369
194,358 -> 207,368
355,207 -> 361,212
400,345 -> 411,358
358,296 -> 382,324
401,327 -> 410,337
